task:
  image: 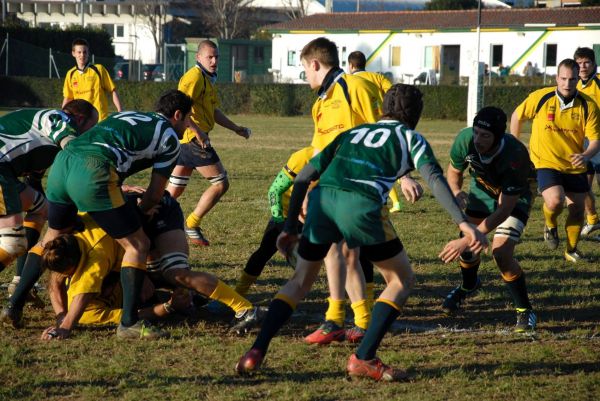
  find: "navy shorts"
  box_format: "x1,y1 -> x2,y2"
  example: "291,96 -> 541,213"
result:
586,161 -> 600,175
177,138 -> 221,168
537,168 -> 589,193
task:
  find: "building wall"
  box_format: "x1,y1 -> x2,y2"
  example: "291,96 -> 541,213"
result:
272,28 -> 600,84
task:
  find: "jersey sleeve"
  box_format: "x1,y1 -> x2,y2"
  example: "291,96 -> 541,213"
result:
584,100 -> 600,141
449,127 -> 472,171
44,110 -> 79,146
152,127 -> 181,177
310,133 -> 343,174
407,130 -> 439,170
515,90 -> 543,121
63,71 -> 74,98
268,170 -> 293,223
97,64 -> 117,92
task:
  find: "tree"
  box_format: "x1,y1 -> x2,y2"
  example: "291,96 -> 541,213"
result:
581,0 -> 600,5
282,0 -> 312,19
136,0 -> 168,62
425,0 -> 478,10
210,0 -> 253,39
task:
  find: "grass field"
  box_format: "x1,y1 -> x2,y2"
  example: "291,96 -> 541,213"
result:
1,115 -> 599,401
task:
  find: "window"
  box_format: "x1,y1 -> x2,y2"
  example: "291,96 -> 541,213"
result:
391,46 -> 401,67
232,45 -> 248,70
341,46 -> 347,67
544,43 -> 557,67
115,25 -> 124,38
254,47 -> 264,65
102,24 -> 115,38
491,44 -> 503,67
287,50 -> 297,66
424,46 -> 440,71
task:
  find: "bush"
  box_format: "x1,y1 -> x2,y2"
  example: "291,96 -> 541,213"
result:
0,78 -> 545,120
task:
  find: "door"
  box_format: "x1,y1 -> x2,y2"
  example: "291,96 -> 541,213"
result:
440,45 -> 460,85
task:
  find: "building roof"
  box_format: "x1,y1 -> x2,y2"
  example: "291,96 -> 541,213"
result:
264,6 -> 600,32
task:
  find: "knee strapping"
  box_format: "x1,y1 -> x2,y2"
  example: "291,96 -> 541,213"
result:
0,226 -> 27,259
147,252 -> 189,273
459,251 -> 480,268
208,172 -> 228,185
169,175 -> 190,188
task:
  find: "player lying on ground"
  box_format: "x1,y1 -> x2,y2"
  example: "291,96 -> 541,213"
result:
235,84 -> 487,381
39,192 -> 265,340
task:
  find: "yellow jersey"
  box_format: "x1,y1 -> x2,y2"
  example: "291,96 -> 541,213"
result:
311,70 -> 383,151
66,214 -> 124,325
577,74 -> 600,105
353,70 -> 393,96
281,146 -> 314,216
515,86 -> 600,174
63,64 -> 116,121
178,65 -> 220,143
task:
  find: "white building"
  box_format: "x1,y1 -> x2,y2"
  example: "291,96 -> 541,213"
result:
265,7 -> 600,84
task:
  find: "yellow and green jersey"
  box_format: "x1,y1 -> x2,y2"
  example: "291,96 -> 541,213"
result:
514,86 -> 600,173
63,64 -> 116,121
63,111 -> 181,180
311,69 -> 383,152
577,74 -> 600,105
178,65 -> 220,143
0,108 -> 79,176
311,120 -> 437,204
352,70 -> 392,95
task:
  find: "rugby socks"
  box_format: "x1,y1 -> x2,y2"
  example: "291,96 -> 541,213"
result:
15,226 -> 42,276
209,279 -> 252,314
459,256 -> 480,290
185,212 -> 202,229
9,246 -> 44,310
365,282 -> 375,310
234,271 -> 258,296
355,300 -> 400,361
543,203 -> 559,229
565,213 -> 583,252
120,267 -> 145,327
388,188 -> 402,211
252,296 -> 295,353
587,212 -> 599,226
324,297 -> 346,327
351,299 -> 371,330
360,256 -> 375,309
503,272 -> 532,310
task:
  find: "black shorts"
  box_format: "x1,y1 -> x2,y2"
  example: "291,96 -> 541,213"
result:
177,139 -> 221,168
537,168 -> 589,193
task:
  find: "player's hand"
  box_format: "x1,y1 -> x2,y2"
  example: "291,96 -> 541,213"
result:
458,222 -> 488,254
400,176 -> 423,203
121,184 -> 145,194
41,326 -> 70,340
197,132 -> 211,149
570,153 -> 588,168
439,237 -> 470,263
454,191 -> 468,209
276,231 -> 298,258
235,127 -> 251,139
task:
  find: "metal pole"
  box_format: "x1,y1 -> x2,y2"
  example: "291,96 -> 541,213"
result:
476,0 -> 482,104
5,33 -> 8,75
49,48 -> 52,79
80,0 -> 85,27
356,0 -> 360,12
2,0 -> 6,24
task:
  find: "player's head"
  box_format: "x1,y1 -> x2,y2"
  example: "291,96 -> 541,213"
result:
556,58 -> 579,98
300,37 -> 339,89
62,99 -> 98,135
348,51 -> 366,72
381,84 -> 423,130
155,89 -> 193,138
71,38 -> 90,67
197,40 -> 219,74
41,234 -> 82,276
472,106 -> 507,154
573,47 -> 597,80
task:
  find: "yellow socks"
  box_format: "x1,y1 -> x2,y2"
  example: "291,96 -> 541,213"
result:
543,203 -> 559,229
587,213 -> 599,226
185,212 -> 202,229
234,271 -> 258,296
209,280 -> 252,314
324,297 -> 345,327
565,214 -> 583,252
351,299 -> 371,330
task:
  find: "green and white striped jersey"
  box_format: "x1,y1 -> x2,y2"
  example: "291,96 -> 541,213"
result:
311,119 -> 438,204
0,108 -> 79,176
64,111 -> 180,179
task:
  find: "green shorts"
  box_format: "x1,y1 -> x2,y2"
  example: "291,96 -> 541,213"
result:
0,165 -> 27,216
302,186 -> 398,248
46,151 -> 125,212
466,178 -> 532,223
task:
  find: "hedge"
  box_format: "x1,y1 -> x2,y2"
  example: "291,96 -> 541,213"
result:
0,76 -> 545,120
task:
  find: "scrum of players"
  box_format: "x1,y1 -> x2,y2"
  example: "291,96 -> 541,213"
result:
0,37 -> 599,382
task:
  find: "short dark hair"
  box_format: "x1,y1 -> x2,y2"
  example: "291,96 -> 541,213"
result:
198,39 -> 217,53
155,89 -> 192,118
382,84 -> 423,130
348,51 -> 366,70
573,47 -> 596,64
558,58 -> 580,74
42,234 -> 82,274
300,37 -> 339,68
62,99 -> 97,122
71,38 -> 89,50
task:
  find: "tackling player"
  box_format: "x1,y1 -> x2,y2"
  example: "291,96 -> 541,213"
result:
235,84 -> 487,381
2,90 -> 192,339
439,107 -> 537,332
510,58 -> 600,262
63,38 -> 123,121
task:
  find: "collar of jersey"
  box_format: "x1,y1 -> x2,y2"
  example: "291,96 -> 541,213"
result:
76,63 -> 90,72
318,68 -> 344,99
479,137 -> 505,164
196,62 -> 218,84
555,89 -> 577,110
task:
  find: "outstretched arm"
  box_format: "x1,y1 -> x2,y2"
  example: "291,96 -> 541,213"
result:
215,109 -> 250,139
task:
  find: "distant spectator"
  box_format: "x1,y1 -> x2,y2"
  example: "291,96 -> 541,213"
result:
523,61 -> 535,77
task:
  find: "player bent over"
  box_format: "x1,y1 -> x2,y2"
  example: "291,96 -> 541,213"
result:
39,193 -> 265,340
235,84 -> 487,381
439,107 -> 537,333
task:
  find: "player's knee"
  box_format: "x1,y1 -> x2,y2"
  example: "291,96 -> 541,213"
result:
459,251 -> 480,268
169,175 -> 190,190
500,267 -> 522,282
0,226 -> 27,259
209,172 -> 229,190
